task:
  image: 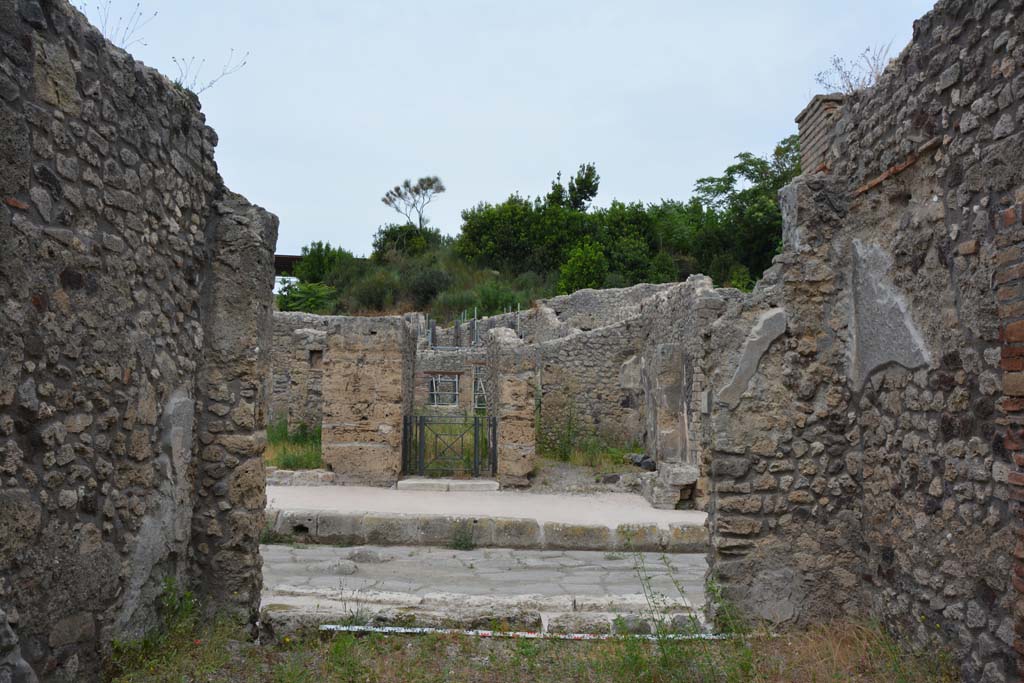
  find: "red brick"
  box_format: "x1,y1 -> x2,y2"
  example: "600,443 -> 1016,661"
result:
1001,398 -> 1024,414
997,263 -> 1024,286
1010,471 -> 1024,486
3,197 -> 28,210
999,284 -> 1024,302
1006,322 -> 1024,342
1004,346 -> 1024,358
1014,453 -> 1024,467
1006,373 -> 1024,396
998,245 -> 1024,266
1003,358 -> 1024,372
1005,429 -> 1024,449
999,300 -> 1024,319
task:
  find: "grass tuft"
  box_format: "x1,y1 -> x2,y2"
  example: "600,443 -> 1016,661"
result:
266,419 -> 323,470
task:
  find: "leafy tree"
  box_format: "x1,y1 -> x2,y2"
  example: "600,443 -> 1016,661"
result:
567,163 -> 600,211
382,176 -> 446,229
558,239 -> 608,294
647,250 -> 678,284
292,241 -> 349,283
693,135 -> 800,279
276,281 -> 337,314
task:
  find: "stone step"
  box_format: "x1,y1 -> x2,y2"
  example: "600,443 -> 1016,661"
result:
265,509 -> 707,552
260,595 -> 704,640
396,477 -> 500,492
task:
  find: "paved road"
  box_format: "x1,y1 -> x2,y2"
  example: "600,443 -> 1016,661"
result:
267,485 -> 706,530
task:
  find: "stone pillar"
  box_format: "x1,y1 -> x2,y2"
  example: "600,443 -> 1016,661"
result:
703,176 -> 862,625
486,329 -> 536,486
189,194 -> 279,622
320,317 -> 413,484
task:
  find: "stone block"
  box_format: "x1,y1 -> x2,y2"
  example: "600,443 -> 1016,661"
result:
48,612 -> 94,648
662,524 -> 708,553
395,478 -> 449,492
614,523 -> 661,551
492,518 -> 542,548
542,523 -> 612,550
1004,372 -> 1024,396
315,512 -> 364,545
362,513 -> 419,545
274,509 -> 318,537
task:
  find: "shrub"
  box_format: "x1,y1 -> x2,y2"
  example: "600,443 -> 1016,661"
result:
558,238 -> 608,294
276,281 -> 337,314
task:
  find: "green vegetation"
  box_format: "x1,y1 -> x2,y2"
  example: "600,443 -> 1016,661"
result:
266,419 -> 323,470
278,137 -> 800,319
107,617 -> 956,683
449,521 -> 477,551
538,403 -> 639,472
107,559 -> 953,682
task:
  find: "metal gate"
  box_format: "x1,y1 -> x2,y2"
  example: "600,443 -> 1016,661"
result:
402,415 -> 497,478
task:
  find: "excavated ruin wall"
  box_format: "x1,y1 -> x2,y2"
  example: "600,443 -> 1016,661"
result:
319,315 -> 417,485
705,1 -> 1022,679
0,1 -> 277,680
268,312 -> 330,431
535,320 -> 646,451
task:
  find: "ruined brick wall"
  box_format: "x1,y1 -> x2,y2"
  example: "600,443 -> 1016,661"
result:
705,1 -> 1022,679
0,1 -> 276,679
319,316 -> 415,485
268,311 -> 330,431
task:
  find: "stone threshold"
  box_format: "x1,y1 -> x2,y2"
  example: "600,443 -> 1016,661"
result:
396,477 -> 500,492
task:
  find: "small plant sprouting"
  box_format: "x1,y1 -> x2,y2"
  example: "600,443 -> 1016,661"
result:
172,49 -> 250,96
75,0 -> 157,50
815,43 -> 893,95
449,522 -> 476,551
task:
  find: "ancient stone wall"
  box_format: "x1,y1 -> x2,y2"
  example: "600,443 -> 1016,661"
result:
0,1 -> 277,679
535,321 -> 645,450
412,347 -> 486,414
704,1 -> 1022,679
268,311 -> 330,431
631,278 -> 734,509
485,329 -> 537,486
542,284 -> 676,331
319,316 -> 416,485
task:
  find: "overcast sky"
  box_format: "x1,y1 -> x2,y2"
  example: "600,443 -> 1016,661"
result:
82,1 -> 934,257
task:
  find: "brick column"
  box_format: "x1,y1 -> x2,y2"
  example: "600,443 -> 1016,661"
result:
994,200 -> 1024,674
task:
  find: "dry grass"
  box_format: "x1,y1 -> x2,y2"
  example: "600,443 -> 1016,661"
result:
107,619 -> 957,683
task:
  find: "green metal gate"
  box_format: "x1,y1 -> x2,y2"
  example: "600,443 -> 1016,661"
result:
401,415 -> 497,478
